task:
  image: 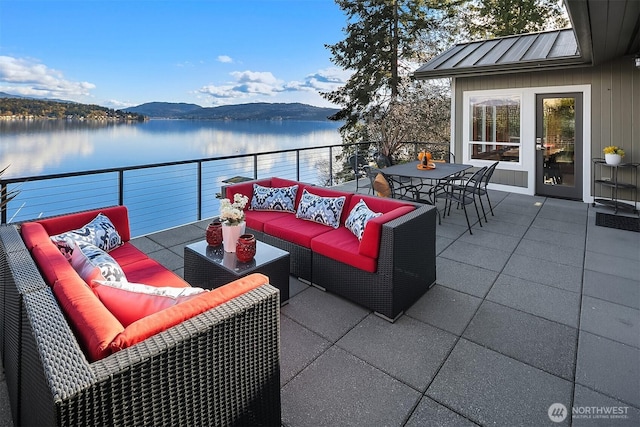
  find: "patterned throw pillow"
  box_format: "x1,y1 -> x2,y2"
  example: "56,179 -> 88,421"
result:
71,242 -> 127,284
345,199 -> 382,241
250,184 -> 298,212
295,189 -> 346,229
51,213 -> 123,261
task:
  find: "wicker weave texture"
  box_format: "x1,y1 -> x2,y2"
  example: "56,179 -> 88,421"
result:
312,204 -> 437,319
0,224 -> 282,427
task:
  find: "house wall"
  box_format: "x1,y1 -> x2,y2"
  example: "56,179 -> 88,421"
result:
453,56 -> 639,200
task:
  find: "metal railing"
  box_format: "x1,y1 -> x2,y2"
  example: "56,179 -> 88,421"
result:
0,141 -> 449,236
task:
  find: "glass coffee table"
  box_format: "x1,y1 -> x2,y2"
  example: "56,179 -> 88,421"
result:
184,239 -> 290,303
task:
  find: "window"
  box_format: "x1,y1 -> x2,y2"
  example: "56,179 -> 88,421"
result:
469,95 -> 521,162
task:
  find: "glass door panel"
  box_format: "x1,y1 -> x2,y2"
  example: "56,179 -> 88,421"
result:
536,93 -> 582,199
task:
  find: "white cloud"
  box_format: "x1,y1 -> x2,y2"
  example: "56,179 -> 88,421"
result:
0,56 -> 95,99
197,67 -> 350,105
103,99 -> 135,109
217,55 -> 233,63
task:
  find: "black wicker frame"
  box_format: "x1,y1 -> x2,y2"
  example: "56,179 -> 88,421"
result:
312,204 -> 436,320
224,180 -> 437,320
0,224 -> 281,427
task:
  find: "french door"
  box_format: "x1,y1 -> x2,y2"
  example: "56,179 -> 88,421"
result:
535,93 -> 583,199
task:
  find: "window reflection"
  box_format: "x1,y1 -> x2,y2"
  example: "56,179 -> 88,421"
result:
469,95 -> 521,162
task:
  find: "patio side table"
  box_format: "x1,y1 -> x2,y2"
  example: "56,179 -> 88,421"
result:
184,240 -> 290,304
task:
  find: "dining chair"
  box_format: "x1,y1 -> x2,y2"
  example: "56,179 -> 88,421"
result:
367,167 -> 419,200
348,154 -> 369,193
474,161 -> 498,220
433,166 -> 488,235
451,161 -> 498,222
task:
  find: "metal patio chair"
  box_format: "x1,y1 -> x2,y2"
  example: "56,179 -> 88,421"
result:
433,166 -> 488,235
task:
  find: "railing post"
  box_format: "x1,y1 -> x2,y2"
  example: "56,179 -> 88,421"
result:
197,161 -> 202,221
1,182 -> 7,224
253,155 -> 258,179
296,150 -> 300,181
118,170 -> 124,206
329,147 -> 333,186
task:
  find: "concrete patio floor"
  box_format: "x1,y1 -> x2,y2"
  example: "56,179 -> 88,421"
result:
1,187 -> 638,426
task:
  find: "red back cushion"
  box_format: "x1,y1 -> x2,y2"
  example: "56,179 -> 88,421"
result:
52,277 -> 125,361
224,179 -> 272,207
110,273 -> 269,352
359,205 -> 416,259
20,222 -> 52,250
31,243 -> 77,286
91,281 -> 208,327
34,206 -> 131,242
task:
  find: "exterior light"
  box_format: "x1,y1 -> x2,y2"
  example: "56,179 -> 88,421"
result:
636,55 -> 640,69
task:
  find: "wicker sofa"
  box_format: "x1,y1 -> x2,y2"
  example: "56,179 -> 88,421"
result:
223,177 -> 437,321
0,206 -> 281,426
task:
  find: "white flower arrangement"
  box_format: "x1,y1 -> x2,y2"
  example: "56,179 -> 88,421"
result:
220,193 -> 249,225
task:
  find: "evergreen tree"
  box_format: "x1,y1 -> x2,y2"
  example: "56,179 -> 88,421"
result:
452,0 -> 569,39
322,0 -> 453,156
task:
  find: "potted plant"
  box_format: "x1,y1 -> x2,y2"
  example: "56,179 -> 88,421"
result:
603,146 -> 625,165
219,193 -> 249,252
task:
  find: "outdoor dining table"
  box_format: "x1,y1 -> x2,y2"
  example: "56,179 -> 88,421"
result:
381,161 -> 473,204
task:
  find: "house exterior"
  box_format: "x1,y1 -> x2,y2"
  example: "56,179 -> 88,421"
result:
413,0 -> 639,206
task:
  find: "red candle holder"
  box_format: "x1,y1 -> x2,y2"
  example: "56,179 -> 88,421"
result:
236,234 -> 256,262
206,221 -> 223,246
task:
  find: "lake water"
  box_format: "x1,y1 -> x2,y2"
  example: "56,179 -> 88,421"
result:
0,119 -> 344,235
0,119 -> 343,178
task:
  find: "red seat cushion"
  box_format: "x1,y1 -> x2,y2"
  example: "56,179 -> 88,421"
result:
311,227 -> 377,272
109,242 -> 151,267
264,214 -> 333,248
121,258 -> 189,288
52,277 -> 125,361
110,273 -> 269,352
244,210 -> 291,232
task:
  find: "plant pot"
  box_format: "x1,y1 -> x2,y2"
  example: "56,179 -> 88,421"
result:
605,153 -> 622,165
221,222 -> 246,252
236,234 -> 257,262
205,221 -> 223,246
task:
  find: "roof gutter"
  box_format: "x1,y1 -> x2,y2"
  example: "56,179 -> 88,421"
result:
564,0 -> 594,65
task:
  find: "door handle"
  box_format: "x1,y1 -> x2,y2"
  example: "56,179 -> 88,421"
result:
536,137 -> 543,151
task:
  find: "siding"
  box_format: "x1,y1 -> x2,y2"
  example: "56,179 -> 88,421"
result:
454,57 -> 639,198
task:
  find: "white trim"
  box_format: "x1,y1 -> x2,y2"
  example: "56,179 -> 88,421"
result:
460,84 -> 592,201
450,78 -> 456,160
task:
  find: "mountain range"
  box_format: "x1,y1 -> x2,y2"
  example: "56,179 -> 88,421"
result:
123,102 -> 340,121
0,91 -> 341,121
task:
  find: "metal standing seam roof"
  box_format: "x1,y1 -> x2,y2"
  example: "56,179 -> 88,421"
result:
413,28 -> 588,79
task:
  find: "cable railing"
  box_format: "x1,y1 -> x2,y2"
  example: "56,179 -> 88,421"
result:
1,141 -> 450,237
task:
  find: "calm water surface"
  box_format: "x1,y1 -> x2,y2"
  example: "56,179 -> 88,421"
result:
0,119 -> 342,178
0,120 -> 344,235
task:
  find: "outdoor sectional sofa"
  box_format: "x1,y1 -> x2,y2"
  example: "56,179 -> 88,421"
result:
0,205 -> 281,426
223,177 -> 437,321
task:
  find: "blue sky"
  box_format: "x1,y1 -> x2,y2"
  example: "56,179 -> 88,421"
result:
0,0 -> 351,108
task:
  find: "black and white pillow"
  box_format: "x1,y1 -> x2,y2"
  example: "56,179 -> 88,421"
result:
295,189 -> 346,229
71,241 -> 127,283
250,184 -> 298,212
51,213 -> 123,261
345,199 -> 382,240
